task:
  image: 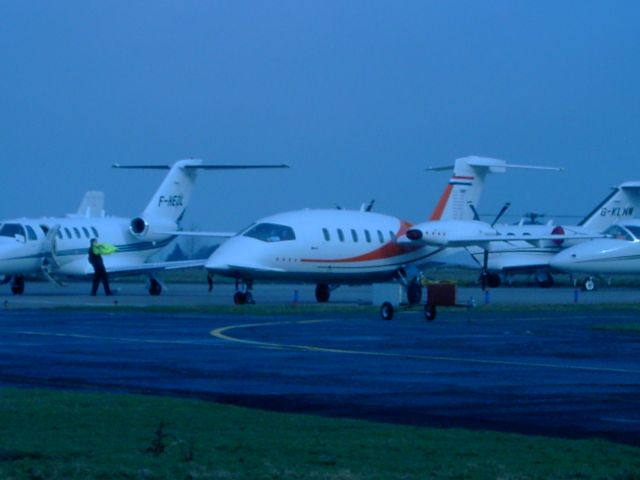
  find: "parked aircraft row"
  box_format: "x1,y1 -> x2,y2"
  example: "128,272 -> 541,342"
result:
0,157 -> 638,302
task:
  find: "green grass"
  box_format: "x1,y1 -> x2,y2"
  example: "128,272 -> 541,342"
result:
0,388 -> 639,479
591,323 -> 640,334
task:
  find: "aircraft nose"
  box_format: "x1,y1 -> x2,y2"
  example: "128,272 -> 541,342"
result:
205,241 -> 245,271
549,248 -> 578,271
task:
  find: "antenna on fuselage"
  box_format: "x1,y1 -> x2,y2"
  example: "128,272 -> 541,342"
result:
491,202 -> 511,227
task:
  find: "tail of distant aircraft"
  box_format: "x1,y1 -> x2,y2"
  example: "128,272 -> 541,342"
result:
578,181 -> 640,232
427,156 -> 561,221
75,191 -> 105,218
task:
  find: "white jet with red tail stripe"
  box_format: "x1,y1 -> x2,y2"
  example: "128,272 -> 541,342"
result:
205,156 -> 557,305
399,181 -> 640,289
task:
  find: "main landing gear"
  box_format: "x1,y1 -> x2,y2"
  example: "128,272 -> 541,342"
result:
11,275 -> 25,295
148,278 -> 162,296
479,271 -> 502,289
233,279 -> 255,305
581,276 -> 596,292
315,283 -> 330,303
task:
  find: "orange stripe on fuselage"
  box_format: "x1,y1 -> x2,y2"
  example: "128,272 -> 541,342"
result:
300,221 -> 415,264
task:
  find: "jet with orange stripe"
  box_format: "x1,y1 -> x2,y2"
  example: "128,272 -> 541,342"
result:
205,156 -> 553,305
399,181 -> 640,290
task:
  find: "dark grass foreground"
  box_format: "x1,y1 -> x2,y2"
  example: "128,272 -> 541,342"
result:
0,388 -> 639,479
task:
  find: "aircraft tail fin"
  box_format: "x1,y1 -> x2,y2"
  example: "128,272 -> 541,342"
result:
427,156 -> 561,221
113,159 -> 289,225
75,191 -> 105,218
578,181 -> 640,231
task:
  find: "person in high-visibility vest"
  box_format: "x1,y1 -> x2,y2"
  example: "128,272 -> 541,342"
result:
88,238 -> 117,295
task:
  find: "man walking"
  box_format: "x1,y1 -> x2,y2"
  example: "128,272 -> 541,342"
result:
88,238 -> 116,296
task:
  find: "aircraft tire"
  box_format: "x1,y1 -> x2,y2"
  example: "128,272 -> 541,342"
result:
233,291 -> 247,305
315,283 -> 330,303
424,304 -> 437,321
148,279 -> 162,296
487,273 -> 501,289
380,302 -> 394,320
582,278 -> 596,292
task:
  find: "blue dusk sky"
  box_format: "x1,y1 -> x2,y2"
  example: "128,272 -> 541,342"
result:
1,1 -> 639,230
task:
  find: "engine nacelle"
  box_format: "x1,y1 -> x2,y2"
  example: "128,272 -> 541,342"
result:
128,216 -> 177,240
400,220 -> 495,247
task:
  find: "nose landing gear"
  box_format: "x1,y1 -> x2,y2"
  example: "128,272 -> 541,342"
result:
233,279 -> 255,305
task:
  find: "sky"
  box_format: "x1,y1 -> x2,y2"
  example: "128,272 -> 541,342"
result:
1,1 -> 639,231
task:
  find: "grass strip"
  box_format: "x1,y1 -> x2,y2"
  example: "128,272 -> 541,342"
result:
0,388 -> 639,479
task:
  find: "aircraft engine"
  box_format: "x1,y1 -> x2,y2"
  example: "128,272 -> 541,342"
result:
128,216 -> 177,240
399,220 -> 492,247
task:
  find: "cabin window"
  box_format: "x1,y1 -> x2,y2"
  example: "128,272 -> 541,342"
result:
322,228 -> 331,242
604,225 -> 634,241
64,228 -> 72,239
337,229 -> 345,242
82,227 -> 91,238
351,229 -> 358,242
91,227 -> 99,238
73,227 -> 81,239
25,226 -> 37,241
57,230 -> 63,240
0,223 -> 26,242
243,223 -> 296,242
377,230 -> 384,243
364,230 -> 371,243
625,225 -> 640,240
389,230 -> 396,241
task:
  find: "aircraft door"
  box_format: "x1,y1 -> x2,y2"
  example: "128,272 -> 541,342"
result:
40,225 -> 61,269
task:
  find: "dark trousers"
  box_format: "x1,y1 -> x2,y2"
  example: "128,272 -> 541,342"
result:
91,266 -> 112,295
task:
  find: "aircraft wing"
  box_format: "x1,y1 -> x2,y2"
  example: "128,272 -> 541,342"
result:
156,231 -> 235,238
106,259 -> 207,276
206,261 -> 287,274
399,233 -> 606,248
442,233 -> 605,248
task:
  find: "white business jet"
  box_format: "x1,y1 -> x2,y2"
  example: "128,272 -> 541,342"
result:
400,181 -> 640,289
550,218 -> 640,287
205,156 -> 556,305
0,159 -> 287,295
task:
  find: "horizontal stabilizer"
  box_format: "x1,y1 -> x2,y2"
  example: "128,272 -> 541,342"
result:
113,162 -> 290,170
156,230 -> 235,238
106,259 -> 207,276
426,156 -> 562,173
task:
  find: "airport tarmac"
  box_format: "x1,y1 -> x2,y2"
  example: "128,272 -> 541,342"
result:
0,281 -> 639,445
2,280 -> 640,308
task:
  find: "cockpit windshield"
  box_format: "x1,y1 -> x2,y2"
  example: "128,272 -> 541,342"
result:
243,223 -> 296,242
603,225 -> 634,241
623,225 -> 640,241
0,223 -> 27,242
